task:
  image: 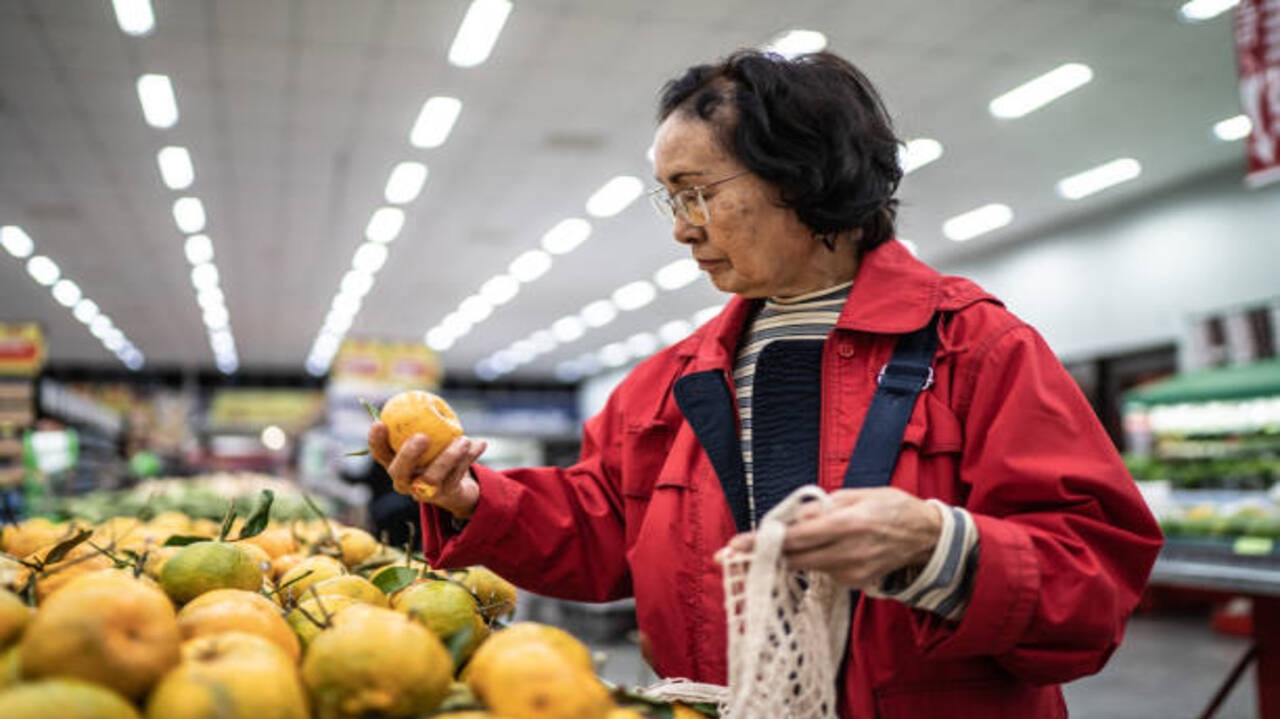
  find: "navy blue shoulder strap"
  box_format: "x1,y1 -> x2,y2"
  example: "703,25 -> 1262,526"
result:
842,314 -> 941,489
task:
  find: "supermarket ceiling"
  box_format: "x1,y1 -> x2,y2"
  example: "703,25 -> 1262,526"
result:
0,0 -> 1248,381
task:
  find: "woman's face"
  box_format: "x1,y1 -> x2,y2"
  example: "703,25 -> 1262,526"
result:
652,113 -> 836,298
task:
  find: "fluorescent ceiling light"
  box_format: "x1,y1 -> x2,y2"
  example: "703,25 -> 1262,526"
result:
480,274 -> 520,305
425,327 -> 456,352
580,299 -> 617,328
184,234 -> 214,265
943,203 -> 1014,241
203,305 -> 229,329
173,197 -> 206,234
197,287 -> 224,310
352,242 -> 389,273
123,352 -> 144,371
653,258 -> 700,290
900,138 -> 944,175
331,292 -> 362,317
136,74 -> 178,129
509,341 -> 537,363
448,0 -> 513,68
157,146 -> 194,190
555,362 -> 583,382
612,280 -> 657,311
551,316 -> 586,343
1,226 -> 33,258
442,312 -> 473,337
111,0 -> 154,36
459,295 -> 493,323
541,218 -> 592,254
626,332 -> 659,357
475,360 -> 501,381
693,304 -> 726,325
1180,0 -> 1239,22
73,299 -> 99,324
508,249 -> 552,282
365,207 -> 405,244
90,315 -> 113,338
658,319 -> 693,345
599,342 -> 630,368
385,162 -> 428,204
989,63 -> 1092,119
341,270 -> 375,298
1214,114 -> 1252,141
529,330 -> 556,354
1056,158 -> 1142,200
410,97 -> 462,149
52,279 -> 81,307
765,29 -> 828,59
325,311 -> 354,335
104,333 -> 125,352
585,176 -> 644,218
26,255 -> 60,286
190,262 -> 220,291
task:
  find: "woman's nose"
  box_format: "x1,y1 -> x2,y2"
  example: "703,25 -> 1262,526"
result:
672,215 -> 702,246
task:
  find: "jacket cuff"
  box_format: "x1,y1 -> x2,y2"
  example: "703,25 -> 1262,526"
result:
419,463 -> 518,568
912,512 -> 1039,658
868,501 -> 979,621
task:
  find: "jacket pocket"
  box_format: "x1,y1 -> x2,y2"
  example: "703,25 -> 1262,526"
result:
621,421 -> 675,500
900,393 -> 963,455
874,678 -> 1066,718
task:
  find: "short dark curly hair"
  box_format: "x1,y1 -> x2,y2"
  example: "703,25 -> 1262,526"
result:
658,50 -> 902,251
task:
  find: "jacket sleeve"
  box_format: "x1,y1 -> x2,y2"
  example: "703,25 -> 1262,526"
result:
910,322 -> 1163,684
418,386 -> 634,603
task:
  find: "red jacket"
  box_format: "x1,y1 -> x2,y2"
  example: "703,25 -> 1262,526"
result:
422,240 -> 1163,718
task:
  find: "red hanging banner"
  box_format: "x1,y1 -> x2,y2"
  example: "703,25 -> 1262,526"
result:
1235,0 -> 1280,187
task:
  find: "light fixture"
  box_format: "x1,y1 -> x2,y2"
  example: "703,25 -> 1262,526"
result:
942,203 -> 1014,241
1179,0 -> 1239,22
612,280 -> 657,311
52,279 -> 81,307
764,29 -> 828,59
653,258 -> 700,290
425,327 -> 456,352
1056,158 -> 1142,200
989,63 -> 1093,119
442,312 -> 473,337
190,262 -> 220,291
555,362 -> 583,382
693,304 -> 726,325
508,249 -> 552,282
658,319 -> 693,345
384,161 -> 428,204
599,342 -> 631,368
900,138 -> 944,175
459,295 -> 494,323
529,330 -> 556,354
365,207 -> 405,244
626,332 -> 659,357
341,270 -> 375,298
410,97 -> 462,149
157,146 -> 194,190
479,274 -> 520,305
26,255 -> 60,286
111,0 -> 155,37
136,74 -> 179,129
580,299 -> 618,328
541,218 -> 592,254
585,176 -> 644,218
551,316 -> 586,343
261,425 -> 287,452
352,242 -> 389,273
1,226 -> 34,258
197,287 -> 224,310
448,0 -> 513,68
73,299 -> 99,324
1214,114 -> 1252,141
202,304 -> 229,329
184,235 -> 214,265
90,315 -> 114,338
173,197 -> 206,234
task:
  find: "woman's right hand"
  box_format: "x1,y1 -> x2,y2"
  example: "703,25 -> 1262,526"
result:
367,422 -> 485,519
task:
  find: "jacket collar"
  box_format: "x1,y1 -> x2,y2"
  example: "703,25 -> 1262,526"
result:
683,240 -> 994,370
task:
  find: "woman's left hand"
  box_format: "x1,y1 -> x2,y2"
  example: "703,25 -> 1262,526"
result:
727,488 -> 942,590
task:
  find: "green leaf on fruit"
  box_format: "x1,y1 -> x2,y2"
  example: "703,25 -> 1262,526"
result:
43,528 -> 93,564
344,449 -> 370,457
359,397 -> 381,422
163,535 -> 212,547
371,565 -> 418,595
236,489 -> 275,540
444,624 -> 474,669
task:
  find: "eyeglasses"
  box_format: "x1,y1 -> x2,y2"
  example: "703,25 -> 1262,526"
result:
648,171 -> 751,226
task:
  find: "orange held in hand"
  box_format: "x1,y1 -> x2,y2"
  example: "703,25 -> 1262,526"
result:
380,390 -> 464,470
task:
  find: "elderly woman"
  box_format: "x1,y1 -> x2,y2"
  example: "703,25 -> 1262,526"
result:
370,50 -> 1162,717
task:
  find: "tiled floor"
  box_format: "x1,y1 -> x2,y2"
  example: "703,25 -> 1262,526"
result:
578,610 -> 1261,717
